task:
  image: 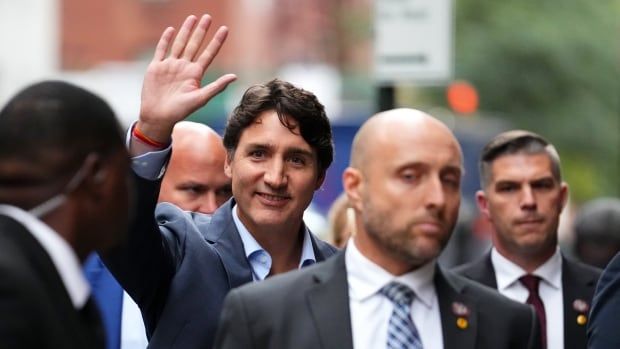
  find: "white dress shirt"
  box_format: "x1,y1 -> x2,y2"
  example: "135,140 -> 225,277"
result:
0,204 -> 90,309
491,247 -> 563,349
346,238 -> 444,349
120,291 -> 149,349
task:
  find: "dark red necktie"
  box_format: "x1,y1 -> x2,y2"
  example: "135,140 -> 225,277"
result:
519,274 -> 546,349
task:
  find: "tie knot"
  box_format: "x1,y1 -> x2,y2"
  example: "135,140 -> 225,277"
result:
380,281 -> 415,305
519,274 -> 541,293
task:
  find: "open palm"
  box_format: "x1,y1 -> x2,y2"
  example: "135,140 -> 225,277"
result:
139,15 -> 237,141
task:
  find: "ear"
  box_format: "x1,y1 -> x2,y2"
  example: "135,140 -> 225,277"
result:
475,190 -> 491,221
224,153 -> 233,178
342,167 -> 363,212
559,181 -> 569,210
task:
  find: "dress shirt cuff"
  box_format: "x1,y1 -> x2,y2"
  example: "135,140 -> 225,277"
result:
126,122 -> 171,180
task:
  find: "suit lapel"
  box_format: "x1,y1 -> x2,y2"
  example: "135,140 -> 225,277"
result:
436,267 -> 478,349
203,199 -> 253,289
305,252 -> 354,349
562,257 -> 598,349
466,252 -> 498,289
308,227 -> 338,261
0,214 -> 104,348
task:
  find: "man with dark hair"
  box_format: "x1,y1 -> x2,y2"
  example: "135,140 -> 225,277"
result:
455,130 -> 601,349
214,109 -> 541,349
0,80 -> 132,348
103,14 -> 337,349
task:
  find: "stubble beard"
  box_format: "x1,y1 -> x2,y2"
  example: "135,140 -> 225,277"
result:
362,203 -> 447,270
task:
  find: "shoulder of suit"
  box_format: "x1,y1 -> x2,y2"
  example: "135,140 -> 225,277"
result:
563,256 -> 603,279
313,236 -> 339,256
451,255 -> 488,278
445,269 -> 532,313
231,253 -> 341,298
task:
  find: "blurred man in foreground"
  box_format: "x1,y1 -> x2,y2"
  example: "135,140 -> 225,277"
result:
455,130 -> 601,349
587,251 -> 620,348
215,109 -> 541,349
0,81 -> 131,349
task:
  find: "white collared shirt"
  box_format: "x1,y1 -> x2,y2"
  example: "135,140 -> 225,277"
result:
0,204 -> 90,309
491,247 -> 563,349
232,204 -> 316,281
120,291 -> 149,349
346,238 -> 443,349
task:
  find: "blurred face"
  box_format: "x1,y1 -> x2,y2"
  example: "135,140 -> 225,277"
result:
159,141 -> 231,214
225,110 -> 324,234
346,118 -> 463,272
477,153 -> 568,259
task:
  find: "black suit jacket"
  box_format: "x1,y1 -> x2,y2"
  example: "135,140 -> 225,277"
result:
454,251 -> 601,349
215,251 -> 542,349
0,214 -> 104,349
104,175 -> 338,349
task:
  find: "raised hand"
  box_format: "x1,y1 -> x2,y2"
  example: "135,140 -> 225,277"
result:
138,14 -> 237,143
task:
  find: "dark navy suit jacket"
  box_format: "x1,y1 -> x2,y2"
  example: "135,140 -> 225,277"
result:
103,175 -> 338,348
587,251 -> 620,348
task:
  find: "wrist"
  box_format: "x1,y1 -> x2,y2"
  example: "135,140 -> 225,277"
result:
134,121 -> 172,145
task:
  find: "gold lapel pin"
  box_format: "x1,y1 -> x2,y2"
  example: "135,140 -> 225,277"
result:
577,314 -> 587,326
456,317 -> 469,329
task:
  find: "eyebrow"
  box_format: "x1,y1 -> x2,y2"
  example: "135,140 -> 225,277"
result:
244,143 -> 314,157
286,147 -> 315,158
443,165 -> 464,176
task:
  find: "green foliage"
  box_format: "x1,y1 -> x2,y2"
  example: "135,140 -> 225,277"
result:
453,0 -> 620,201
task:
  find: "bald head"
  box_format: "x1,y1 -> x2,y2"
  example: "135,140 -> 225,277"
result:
350,108 -> 463,172
343,108 -> 464,274
159,121 -> 232,214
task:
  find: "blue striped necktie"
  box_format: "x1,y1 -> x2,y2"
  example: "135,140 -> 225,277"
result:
380,281 -> 423,349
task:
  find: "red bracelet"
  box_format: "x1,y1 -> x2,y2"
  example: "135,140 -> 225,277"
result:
132,125 -> 168,148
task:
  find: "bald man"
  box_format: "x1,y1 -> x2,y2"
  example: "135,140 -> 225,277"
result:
214,109 -> 542,349
158,121 -> 231,214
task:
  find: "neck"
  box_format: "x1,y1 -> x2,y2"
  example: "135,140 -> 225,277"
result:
495,245 -> 557,273
353,230 -> 424,276
41,207 -> 88,262
251,222 -> 304,276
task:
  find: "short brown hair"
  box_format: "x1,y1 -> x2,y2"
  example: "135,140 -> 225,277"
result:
479,130 -> 562,189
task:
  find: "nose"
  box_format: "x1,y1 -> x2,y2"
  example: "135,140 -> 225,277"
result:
198,192 -> 219,214
264,158 -> 287,189
520,185 -> 537,211
425,176 -> 446,211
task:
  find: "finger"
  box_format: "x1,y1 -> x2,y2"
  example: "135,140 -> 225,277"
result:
182,14 -> 212,61
169,15 -> 198,58
196,26 -> 229,70
152,27 -> 175,62
197,74 -> 237,104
